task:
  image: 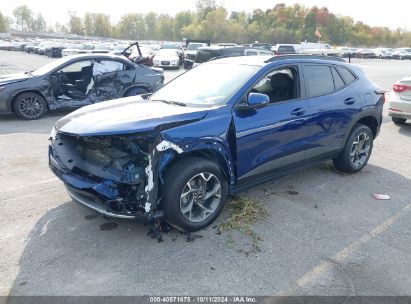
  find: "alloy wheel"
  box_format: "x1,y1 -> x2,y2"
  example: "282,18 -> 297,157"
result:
18,95 -> 44,119
350,132 -> 371,168
179,172 -> 222,223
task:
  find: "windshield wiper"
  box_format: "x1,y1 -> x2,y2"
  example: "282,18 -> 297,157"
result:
152,99 -> 187,107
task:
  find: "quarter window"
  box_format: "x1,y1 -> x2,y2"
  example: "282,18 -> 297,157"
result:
331,67 -> 345,91
303,65 -> 334,98
336,66 -> 356,85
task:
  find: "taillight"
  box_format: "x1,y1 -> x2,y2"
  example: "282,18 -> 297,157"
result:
393,83 -> 411,93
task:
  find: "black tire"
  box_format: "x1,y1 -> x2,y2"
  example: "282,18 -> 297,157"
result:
124,87 -> 149,97
333,124 -> 374,173
392,117 -> 406,124
163,157 -> 228,232
14,92 -> 47,120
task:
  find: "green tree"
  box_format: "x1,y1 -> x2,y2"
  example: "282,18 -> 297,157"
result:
93,13 -> 112,37
174,11 -> 193,40
144,12 -> 158,39
157,14 -> 175,40
68,11 -> 84,35
83,13 -> 95,36
32,13 -> 46,32
13,5 -> 33,31
115,13 -> 146,39
196,0 -> 217,20
0,11 -> 8,32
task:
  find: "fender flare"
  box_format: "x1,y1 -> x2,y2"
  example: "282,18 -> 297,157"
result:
341,109 -> 381,147
158,138 -> 236,185
123,83 -> 152,96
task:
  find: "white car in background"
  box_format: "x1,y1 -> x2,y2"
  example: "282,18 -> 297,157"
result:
153,49 -> 181,69
388,74 -> 411,124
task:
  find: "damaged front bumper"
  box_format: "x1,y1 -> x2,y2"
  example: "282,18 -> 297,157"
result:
49,132 -> 182,221
49,146 -> 147,220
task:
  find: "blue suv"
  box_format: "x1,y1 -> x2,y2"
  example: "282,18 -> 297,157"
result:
49,55 -> 384,232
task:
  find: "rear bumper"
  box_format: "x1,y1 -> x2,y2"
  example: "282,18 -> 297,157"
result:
388,97 -> 411,119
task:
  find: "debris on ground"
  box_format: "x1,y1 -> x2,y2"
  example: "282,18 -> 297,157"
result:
185,233 -> 203,242
288,190 -> 299,195
147,220 -> 172,242
372,194 -> 391,200
219,196 -> 269,256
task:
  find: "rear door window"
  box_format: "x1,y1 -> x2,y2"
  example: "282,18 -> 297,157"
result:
303,65 -> 335,98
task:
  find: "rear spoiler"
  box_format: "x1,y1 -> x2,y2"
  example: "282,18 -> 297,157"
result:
374,88 -> 388,95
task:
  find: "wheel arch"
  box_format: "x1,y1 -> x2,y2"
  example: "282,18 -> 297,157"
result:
11,90 -> 50,112
159,146 -> 235,187
122,83 -> 152,97
342,111 -> 381,146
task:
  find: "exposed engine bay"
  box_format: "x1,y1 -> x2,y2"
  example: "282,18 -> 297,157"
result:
50,131 -> 181,219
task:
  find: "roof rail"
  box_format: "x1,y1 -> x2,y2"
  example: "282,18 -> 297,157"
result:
265,54 -> 346,63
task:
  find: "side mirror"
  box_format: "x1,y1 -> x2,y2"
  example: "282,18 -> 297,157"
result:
248,92 -> 270,108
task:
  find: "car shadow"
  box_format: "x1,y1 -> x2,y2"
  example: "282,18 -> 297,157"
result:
5,163 -> 411,296
398,122 -> 411,137
0,109 -> 72,135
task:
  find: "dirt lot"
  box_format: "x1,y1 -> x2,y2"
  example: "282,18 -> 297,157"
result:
0,50 -> 410,296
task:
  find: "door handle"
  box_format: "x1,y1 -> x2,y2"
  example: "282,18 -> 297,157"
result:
291,108 -> 306,116
344,97 -> 356,105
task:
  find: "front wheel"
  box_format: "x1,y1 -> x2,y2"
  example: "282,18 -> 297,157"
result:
163,157 -> 228,232
333,124 -> 374,173
14,92 -> 47,120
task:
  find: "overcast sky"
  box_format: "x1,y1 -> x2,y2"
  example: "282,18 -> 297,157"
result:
1,0 -> 410,30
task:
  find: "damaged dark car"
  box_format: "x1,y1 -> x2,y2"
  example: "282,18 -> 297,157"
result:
49,55 -> 383,232
0,53 -> 164,120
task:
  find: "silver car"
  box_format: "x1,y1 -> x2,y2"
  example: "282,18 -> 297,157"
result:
388,74 -> 411,124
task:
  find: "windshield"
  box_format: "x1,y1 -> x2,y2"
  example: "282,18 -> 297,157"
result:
187,43 -> 204,50
31,57 -> 70,76
151,63 -> 259,106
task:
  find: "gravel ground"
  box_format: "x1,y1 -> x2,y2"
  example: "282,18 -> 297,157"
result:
0,50 -> 410,297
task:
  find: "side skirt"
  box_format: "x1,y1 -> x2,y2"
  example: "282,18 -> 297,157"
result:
230,151 -> 340,195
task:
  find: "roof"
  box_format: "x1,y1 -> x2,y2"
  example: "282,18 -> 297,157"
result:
64,53 -> 127,61
210,54 -> 346,66
210,55 -> 271,66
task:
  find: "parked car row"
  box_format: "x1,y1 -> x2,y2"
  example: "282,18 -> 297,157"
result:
339,47 -> 411,60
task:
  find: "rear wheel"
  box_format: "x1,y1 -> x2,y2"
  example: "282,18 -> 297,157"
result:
392,117 -> 406,124
333,124 -> 373,173
124,87 -> 149,97
163,157 -> 228,232
14,92 -> 47,120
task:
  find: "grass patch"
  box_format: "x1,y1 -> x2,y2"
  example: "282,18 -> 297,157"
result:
219,196 -> 269,256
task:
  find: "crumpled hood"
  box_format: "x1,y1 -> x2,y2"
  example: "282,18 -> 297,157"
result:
56,96 -> 209,136
0,73 -> 29,85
